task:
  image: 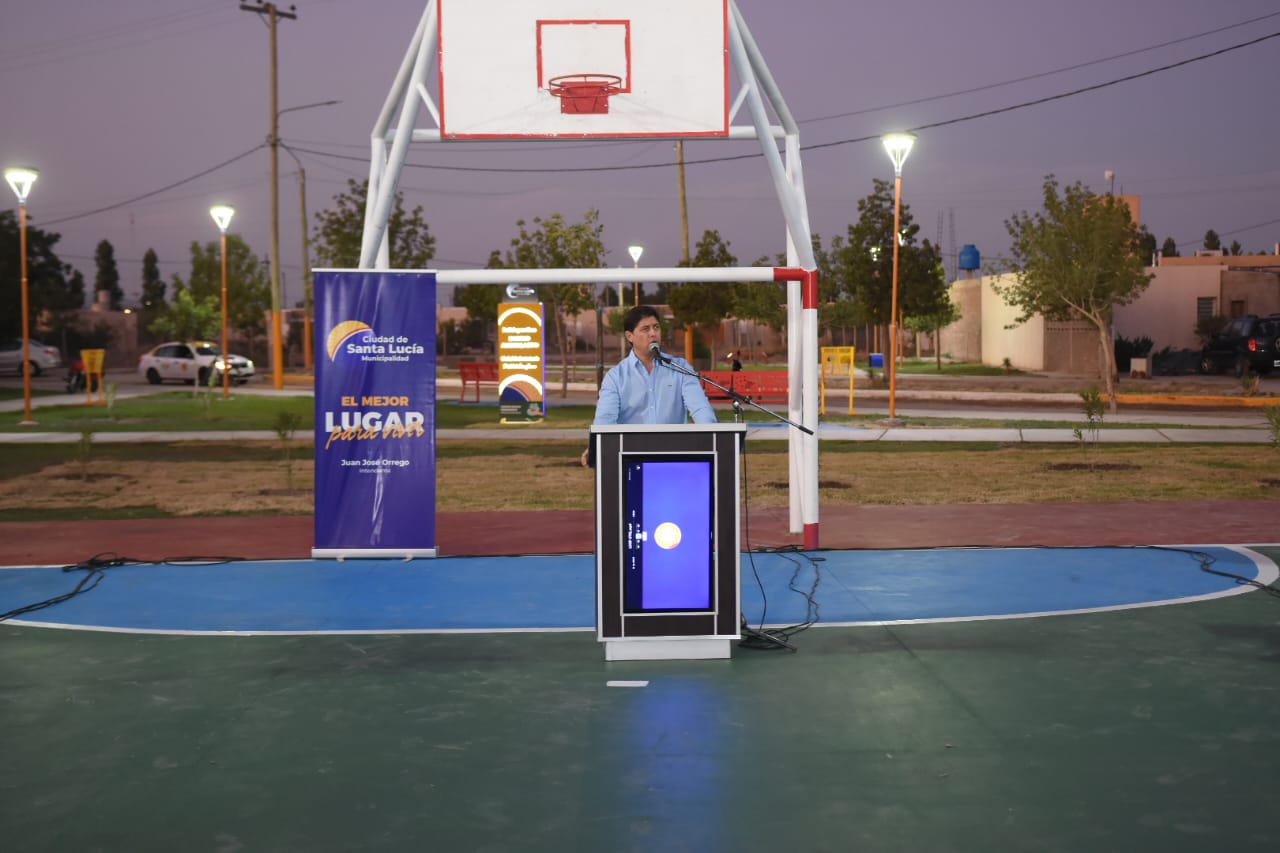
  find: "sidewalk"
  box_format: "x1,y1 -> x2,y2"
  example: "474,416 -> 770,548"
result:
2,374 -> 1275,444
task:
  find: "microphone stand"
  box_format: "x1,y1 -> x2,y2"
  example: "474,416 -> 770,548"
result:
652,349 -> 806,652
650,350 -> 813,436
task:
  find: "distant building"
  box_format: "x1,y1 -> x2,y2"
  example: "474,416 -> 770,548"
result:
1114,253 -> 1280,351
941,190 -> 1280,371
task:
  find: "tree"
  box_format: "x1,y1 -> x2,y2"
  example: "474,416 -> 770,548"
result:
141,248 -> 165,311
1202,229 -> 1221,252
1159,236 -> 1179,259
163,235 -> 272,342
996,175 -> 1152,411
667,230 -> 739,358
0,211 -> 74,340
900,240 -> 960,369
488,210 -> 607,396
1134,225 -> 1157,265
94,239 -> 124,310
65,267 -> 86,310
312,178 -> 436,270
453,279 -> 503,325
148,287 -> 221,342
744,236 -> 835,338
1229,240 -> 1243,256
830,179 -> 950,355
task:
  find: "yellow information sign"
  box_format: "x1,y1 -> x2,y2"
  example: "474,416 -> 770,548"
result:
497,302 -> 545,423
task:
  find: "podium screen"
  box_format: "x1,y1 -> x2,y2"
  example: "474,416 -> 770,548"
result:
622,455 -> 715,612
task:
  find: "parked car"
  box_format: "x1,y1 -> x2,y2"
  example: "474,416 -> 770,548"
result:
137,341 -> 255,386
1199,314 -> 1280,377
0,338 -> 63,376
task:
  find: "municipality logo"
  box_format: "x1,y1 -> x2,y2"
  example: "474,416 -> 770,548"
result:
325,321 -> 425,363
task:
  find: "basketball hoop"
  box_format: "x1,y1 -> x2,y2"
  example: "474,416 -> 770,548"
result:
547,74 -> 623,115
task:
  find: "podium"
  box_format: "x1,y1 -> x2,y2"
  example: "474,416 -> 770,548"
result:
590,423 -> 745,661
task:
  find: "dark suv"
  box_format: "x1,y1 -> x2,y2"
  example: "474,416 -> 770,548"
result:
1199,314 -> 1280,376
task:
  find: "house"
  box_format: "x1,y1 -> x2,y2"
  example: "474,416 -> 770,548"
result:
1113,251 -> 1280,351
940,273 -> 1103,375
940,187 -> 1280,373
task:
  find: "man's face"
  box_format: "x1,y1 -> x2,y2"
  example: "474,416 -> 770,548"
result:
626,317 -> 663,353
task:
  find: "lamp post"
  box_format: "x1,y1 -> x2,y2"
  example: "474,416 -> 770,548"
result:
210,204 -> 236,400
881,132 -> 915,420
5,166 -> 38,426
628,244 -> 643,306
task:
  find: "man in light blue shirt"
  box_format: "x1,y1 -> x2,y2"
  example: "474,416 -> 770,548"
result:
582,305 -> 716,466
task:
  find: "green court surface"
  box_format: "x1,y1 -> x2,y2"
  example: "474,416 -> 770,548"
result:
2,548 -> 1278,852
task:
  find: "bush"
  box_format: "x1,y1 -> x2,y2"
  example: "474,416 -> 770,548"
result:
1114,335 -> 1154,372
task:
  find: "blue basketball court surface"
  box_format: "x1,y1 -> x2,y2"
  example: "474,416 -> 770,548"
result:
3,545 -> 1273,635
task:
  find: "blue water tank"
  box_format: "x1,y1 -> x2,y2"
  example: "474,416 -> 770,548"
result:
958,244 -> 981,270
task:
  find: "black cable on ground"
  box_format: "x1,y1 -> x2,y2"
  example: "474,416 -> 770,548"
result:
738,443 -> 824,652
0,553 -> 248,624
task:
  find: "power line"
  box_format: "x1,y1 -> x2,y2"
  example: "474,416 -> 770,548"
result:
803,9 -> 1280,124
913,30 -> 1280,132
36,24 -> 1280,223
41,144 -> 266,226
285,26 -> 1280,175
1176,215 -> 1280,250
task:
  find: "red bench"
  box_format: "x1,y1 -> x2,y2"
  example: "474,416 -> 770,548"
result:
699,370 -> 789,405
458,361 -> 500,402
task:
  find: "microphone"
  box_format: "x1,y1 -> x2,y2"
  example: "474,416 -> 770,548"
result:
648,342 -> 670,364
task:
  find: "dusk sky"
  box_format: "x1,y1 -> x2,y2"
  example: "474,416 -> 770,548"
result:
4,0 -> 1280,306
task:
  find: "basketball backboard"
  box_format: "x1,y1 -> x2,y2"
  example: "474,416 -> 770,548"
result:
438,0 -> 729,138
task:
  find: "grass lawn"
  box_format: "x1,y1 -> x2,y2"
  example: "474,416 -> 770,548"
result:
2,386 -> 1277,521
2,438 -> 1277,521
0,393 -> 1239,434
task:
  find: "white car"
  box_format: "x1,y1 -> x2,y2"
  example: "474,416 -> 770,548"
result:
138,341 -> 255,386
0,338 -> 63,377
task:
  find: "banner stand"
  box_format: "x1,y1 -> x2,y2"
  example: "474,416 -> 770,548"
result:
312,269 -> 439,559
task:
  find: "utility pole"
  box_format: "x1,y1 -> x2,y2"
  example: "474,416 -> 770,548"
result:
240,1 -> 297,390
282,144 -> 313,370
675,140 -> 695,362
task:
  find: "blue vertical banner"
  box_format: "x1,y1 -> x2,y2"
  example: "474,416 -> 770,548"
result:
312,270 -> 437,558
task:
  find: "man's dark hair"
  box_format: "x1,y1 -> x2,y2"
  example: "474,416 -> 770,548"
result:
623,305 -> 661,333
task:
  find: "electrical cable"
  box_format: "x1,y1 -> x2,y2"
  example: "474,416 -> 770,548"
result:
285,27 -> 1280,177
0,552 -> 248,624
39,144 -> 267,226
737,438 -> 823,651
802,9 -> 1280,125
36,23 -> 1280,230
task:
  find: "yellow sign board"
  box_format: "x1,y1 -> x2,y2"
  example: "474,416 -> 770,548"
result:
497,302 -> 545,423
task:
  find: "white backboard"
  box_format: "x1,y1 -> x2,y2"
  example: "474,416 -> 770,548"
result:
438,0 -> 730,138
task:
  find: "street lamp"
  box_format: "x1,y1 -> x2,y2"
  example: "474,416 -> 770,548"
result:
628,244 -> 643,306
5,166 -> 39,426
881,132 -> 915,420
210,204 -> 236,401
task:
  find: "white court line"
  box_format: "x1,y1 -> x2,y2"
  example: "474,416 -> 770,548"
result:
6,545 -> 1276,636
